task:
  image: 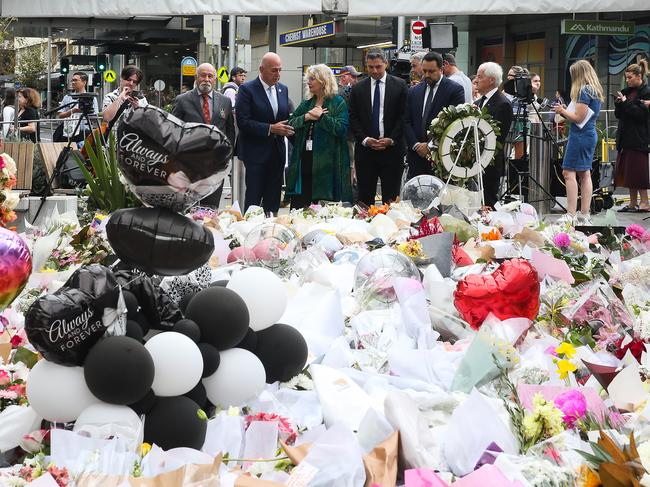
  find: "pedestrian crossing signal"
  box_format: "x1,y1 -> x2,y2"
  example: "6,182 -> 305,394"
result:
96,55 -> 108,72
60,59 -> 70,75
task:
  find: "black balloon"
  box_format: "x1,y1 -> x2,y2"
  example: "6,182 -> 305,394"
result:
84,336 -> 154,405
178,292 -> 196,314
209,280 -> 229,287
197,343 -> 220,377
24,265 -> 124,366
114,267 -> 183,331
173,319 -> 201,342
236,328 -> 258,353
122,290 -> 140,319
184,382 -> 207,408
144,396 -> 207,450
185,287 -> 249,350
107,207 -> 215,276
255,324 -> 308,383
117,105 -> 232,211
129,389 -> 157,415
125,320 -> 144,342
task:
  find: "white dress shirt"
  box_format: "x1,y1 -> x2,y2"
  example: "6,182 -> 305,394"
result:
259,77 -> 278,117
363,72 -> 388,146
480,87 -> 499,107
422,79 -> 441,116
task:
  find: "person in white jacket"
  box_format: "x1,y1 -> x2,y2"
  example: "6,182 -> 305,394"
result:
2,88 -> 15,138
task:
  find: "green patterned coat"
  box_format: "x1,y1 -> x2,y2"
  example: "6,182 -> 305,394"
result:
286,95 -> 352,203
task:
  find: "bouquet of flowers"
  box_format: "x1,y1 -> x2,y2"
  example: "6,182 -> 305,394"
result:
0,153 -> 19,229
0,452 -> 70,486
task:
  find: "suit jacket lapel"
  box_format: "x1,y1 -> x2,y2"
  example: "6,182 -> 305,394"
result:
276,84 -> 286,120
365,77 -> 373,120
211,90 -> 220,123
193,90 -> 204,120
255,78 -> 276,121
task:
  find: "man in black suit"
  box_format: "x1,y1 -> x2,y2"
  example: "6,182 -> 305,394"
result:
404,51 -> 465,180
172,63 -> 235,208
475,61 -> 513,207
235,52 -> 294,214
349,49 -> 408,206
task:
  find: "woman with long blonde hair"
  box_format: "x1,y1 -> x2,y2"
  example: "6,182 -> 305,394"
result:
554,59 -> 604,224
286,64 -> 352,208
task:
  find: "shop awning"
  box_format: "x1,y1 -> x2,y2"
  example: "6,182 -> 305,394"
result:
347,0 -> 649,16
0,0 -> 323,16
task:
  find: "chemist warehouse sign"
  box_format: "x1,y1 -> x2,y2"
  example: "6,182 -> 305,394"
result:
279,21 -> 336,46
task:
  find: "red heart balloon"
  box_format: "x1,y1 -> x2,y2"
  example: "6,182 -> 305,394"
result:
454,258 -> 540,330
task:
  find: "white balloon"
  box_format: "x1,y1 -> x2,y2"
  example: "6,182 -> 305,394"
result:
74,403 -> 142,449
227,267 -> 287,331
145,332 -> 204,397
27,360 -> 99,423
202,348 -> 266,407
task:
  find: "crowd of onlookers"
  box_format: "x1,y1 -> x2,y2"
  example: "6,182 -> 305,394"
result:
3,50 -> 649,223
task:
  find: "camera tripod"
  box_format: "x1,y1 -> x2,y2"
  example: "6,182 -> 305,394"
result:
498,99 -> 566,213
31,101 -> 102,224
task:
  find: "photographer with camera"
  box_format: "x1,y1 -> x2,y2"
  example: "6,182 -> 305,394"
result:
102,65 -> 148,124
57,72 -> 98,142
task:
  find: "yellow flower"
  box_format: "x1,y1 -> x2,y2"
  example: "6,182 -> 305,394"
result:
555,342 -> 576,358
523,413 -> 542,440
556,359 -> 577,379
139,443 -> 152,456
578,465 -> 600,487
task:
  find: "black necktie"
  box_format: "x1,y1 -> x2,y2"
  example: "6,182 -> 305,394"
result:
423,84 -> 435,119
477,95 -> 487,108
371,79 -> 381,138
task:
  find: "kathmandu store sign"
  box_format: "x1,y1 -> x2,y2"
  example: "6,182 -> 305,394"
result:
279,21 -> 335,46
561,19 -> 635,36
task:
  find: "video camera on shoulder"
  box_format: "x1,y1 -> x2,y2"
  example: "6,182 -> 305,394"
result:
70,92 -> 97,115
503,74 -> 534,104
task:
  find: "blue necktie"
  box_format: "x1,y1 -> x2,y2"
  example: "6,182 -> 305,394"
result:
371,79 -> 381,138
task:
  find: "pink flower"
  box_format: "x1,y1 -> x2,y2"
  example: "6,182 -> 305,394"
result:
626,224 -> 646,239
553,232 -> 571,248
0,389 -> 18,399
0,370 -> 10,386
554,390 -> 587,426
244,412 -> 298,445
20,429 -> 49,454
544,345 -> 559,357
643,230 -> 650,242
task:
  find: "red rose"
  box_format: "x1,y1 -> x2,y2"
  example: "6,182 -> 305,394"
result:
10,334 -> 23,347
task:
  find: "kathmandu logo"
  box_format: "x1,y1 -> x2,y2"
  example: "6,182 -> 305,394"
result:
569,24 -> 585,32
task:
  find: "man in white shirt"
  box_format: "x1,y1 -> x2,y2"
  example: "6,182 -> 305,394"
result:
57,71 -> 99,142
442,53 -> 473,104
348,49 -> 408,205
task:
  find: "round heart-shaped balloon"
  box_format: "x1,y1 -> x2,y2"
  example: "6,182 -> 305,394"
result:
117,106 -> 232,211
453,258 -> 540,330
25,265 -> 125,366
0,228 -> 31,311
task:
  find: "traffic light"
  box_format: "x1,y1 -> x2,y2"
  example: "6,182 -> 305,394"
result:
94,74 -> 101,88
60,58 -> 70,75
58,75 -> 66,89
96,54 -> 108,72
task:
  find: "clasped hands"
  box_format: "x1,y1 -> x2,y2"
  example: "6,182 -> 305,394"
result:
366,137 -> 392,150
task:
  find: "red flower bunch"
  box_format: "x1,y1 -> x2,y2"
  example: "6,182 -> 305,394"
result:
612,337 -> 645,364
409,216 -> 444,240
244,412 -> 298,445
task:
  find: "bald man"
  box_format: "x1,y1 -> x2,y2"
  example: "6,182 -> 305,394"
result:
235,52 -> 293,214
172,63 -> 235,208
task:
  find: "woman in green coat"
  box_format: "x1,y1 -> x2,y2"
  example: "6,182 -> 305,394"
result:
287,64 -> 352,208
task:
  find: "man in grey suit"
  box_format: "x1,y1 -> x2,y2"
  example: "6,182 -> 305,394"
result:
172,63 -> 235,208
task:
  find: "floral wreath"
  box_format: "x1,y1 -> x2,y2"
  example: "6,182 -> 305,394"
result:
427,103 -> 501,184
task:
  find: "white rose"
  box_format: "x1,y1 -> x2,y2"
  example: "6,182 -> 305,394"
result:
3,190 -> 19,210
1,154 -> 16,176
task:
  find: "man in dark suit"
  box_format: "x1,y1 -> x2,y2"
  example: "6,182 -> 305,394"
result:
475,61 -> 513,207
404,51 -> 465,180
349,49 -> 408,206
172,63 -> 235,208
235,52 -> 294,214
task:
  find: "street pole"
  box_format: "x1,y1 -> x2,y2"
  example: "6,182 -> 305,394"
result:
47,25 -> 52,111
228,15 -> 236,72
397,16 -> 405,49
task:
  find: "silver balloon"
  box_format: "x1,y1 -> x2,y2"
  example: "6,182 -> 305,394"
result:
400,175 -> 444,210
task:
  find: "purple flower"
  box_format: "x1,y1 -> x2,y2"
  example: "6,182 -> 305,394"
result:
626,224 -> 646,239
554,390 -> 587,426
553,232 -> 571,248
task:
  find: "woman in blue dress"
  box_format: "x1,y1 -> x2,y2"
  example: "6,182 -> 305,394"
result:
554,60 -> 604,225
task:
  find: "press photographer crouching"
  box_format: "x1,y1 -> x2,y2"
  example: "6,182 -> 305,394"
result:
55,72 -> 99,143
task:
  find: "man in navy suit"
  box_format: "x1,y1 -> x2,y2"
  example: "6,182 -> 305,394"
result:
474,61 -> 513,207
349,49 -> 408,206
236,52 -> 294,213
404,51 -> 465,180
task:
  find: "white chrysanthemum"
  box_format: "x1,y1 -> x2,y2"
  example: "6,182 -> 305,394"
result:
3,190 -> 19,210
1,154 -> 17,176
